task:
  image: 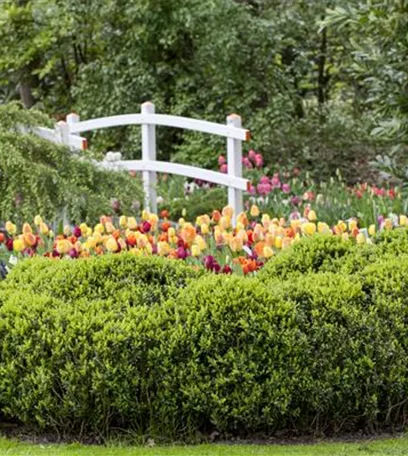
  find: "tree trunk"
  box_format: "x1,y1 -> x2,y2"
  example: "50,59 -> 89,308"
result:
18,79 -> 35,108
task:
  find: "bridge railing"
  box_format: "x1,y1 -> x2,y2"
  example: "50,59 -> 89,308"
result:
46,102 -> 251,218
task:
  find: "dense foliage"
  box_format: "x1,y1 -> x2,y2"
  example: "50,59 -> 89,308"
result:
0,233 -> 407,438
0,103 -> 143,223
2,0 -> 406,181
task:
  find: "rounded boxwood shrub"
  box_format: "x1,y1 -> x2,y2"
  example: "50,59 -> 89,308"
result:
257,235 -> 355,282
0,255 -> 406,438
1,253 -> 202,306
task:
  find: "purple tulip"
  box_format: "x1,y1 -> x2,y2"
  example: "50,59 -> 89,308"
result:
69,248 -> 79,259
73,226 -> 81,238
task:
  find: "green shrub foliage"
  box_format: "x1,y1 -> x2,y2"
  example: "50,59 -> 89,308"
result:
2,253 -> 202,305
257,235 -> 355,282
0,103 -> 143,223
0,254 -> 407,438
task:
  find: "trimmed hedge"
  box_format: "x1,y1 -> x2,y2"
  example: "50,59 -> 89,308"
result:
1,253 -> 202,306
257,235 -> 356,281
0,251 -> 407,438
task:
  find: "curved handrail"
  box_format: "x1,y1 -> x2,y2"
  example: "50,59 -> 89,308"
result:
68,114 -> 250,141
100,159 -> 249,191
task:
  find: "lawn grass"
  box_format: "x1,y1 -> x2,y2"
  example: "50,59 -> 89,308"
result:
0,435 -> 407,456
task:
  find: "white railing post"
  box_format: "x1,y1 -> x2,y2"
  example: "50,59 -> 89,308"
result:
141,102 -> 157,214
56,121 -> 70,228
227,114 -> 243,223
66,112 -> 80,136
56,120 -> 70,147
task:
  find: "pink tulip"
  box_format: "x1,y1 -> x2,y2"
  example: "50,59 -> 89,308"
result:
248,150 -> 257,161
220,164 -> 228,173
248,184 -> 256,195
254,154 -> 263,168
259,175 -> 270,184
242,157 -> 253,169
282,183 -> 291,194
218,155 -> 226,166
271,174 -> 281,188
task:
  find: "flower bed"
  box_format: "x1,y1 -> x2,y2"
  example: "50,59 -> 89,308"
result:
0,204 -> 407,277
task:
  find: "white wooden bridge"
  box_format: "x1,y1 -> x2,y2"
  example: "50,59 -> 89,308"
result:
33,102 -> 251,218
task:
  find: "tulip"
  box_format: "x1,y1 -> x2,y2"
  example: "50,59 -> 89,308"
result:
222,205 -> 234,219
250,205 -> 260,217
142,221 -> 151,233
201,223 -> 209,235
56,239 -> 71,255
399,215 -> 408,226
128,217 -> 138,230
72,226 -> 81,238
263,246 -> 274,258
5,221 -> 16,235
106,236 -> 119,252
368,224 -> 376,236
69,248 -> 79,259
13,239 -> 24,252
218,155 -> 227,166
220,164 -> 228,173
308,210 -> 317,222
302,222 -> 317,236
34,215 -> 43,226
191,245 -> 201,257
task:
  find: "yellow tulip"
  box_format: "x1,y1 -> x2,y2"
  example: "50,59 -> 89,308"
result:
236,228 -> 248,243
191,245 -> 201,257
274,236 -> 283,249
317,222 -> 331,234
261,214 -> 270,228
128,217 -> 138,230
157,241 -> 170,256
229,237 -> 243,252
142,210 -> 149,221
39,222 -> 49,235
302,222 -> 317,236
195,235 -> 207,251
399,215 -> 408,226
5,221 -> 16,235
250,205 -> 260,217
63,225 -> 71,236
13,239 -> 24,252
106,236 -> 119,252
356,233 -> 366,244
219,216 -> 231,231
56,239 -> 71,254
384,218 -> 393,230
348,220 -> 357,231
119,216 -> 128,228
368,224 -> 376,236
222,205 -> 234,219
105,222 -> 115,234
308,210 -> 317,222
34,215 -> 43,226
263,246 -> 274,258
80,223 -> 88,235
337,221 -> 347,233
94,223 -> 104,234
201,223 -> 209,235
